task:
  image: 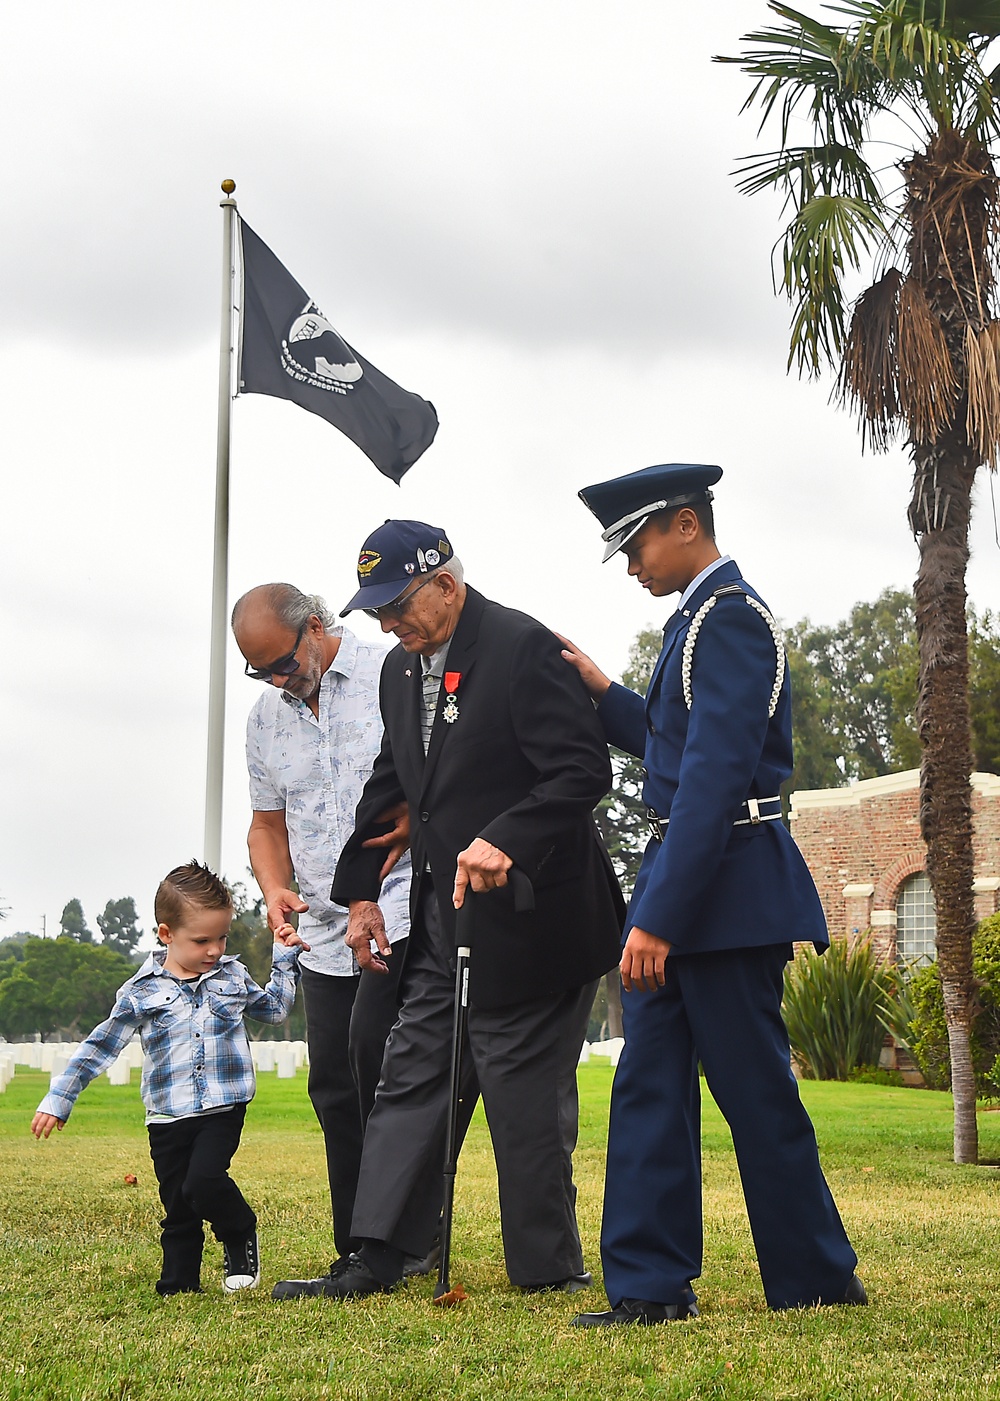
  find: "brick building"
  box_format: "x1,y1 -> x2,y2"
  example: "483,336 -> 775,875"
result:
789,770 -> 1000,961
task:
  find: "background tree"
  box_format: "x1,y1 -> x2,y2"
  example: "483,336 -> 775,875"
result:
722,0 -> 1000,1164
787,589 -> 1000,791
0,938 -> 135,1040
59,898 -> 93,943
96,897 -> 143,961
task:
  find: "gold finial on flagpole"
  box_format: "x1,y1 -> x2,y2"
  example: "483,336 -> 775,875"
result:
221,179 -> 236,194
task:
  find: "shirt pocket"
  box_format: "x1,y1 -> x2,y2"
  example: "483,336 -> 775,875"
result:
207,989 -> 246,1026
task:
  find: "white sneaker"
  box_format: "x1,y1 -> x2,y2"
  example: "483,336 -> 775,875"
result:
223,1231 -> 260,1291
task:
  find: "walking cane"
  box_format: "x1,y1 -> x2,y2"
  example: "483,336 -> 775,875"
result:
433,866 -> 534,1306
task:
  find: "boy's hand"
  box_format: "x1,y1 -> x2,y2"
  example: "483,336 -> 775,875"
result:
31,1112 -> 65,1139
274,924 -> 311,952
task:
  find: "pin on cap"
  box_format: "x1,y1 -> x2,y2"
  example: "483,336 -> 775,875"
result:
578,463 -> 722,561
341,520 -> 454,615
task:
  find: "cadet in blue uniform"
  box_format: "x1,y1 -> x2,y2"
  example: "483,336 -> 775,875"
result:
560,463 -> 863,1326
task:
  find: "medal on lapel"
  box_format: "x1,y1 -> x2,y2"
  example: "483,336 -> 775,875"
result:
443,672 -> 461,724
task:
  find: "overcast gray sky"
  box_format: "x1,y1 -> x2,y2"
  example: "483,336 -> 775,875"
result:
2,1 -> 997,941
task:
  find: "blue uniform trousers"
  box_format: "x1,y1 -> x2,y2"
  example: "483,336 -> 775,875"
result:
601,943 -> 857,1311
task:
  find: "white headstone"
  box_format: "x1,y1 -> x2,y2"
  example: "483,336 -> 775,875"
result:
107,1054 -> 131,1086
275,1045 -> 296,1078
49,1053 -> 70,1084
578,1042 -> 591,1065
255,1044 -> 276,1073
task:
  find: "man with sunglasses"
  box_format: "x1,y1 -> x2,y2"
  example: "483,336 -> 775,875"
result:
324,520 -> 623,1299
232,584 -> 412,1295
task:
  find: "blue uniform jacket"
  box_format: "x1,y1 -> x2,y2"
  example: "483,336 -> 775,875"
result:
598,558 -> 827,955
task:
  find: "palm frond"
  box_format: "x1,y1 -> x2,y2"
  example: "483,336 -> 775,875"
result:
897,275 -> 959,442
783,193 -> 890,374
838,267 -> 902,446
965,321 -> 1000,463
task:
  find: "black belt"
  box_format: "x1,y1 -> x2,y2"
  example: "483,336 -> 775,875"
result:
645,796 -> 782,842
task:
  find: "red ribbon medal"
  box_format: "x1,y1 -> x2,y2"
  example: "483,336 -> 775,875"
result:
443,672 -> 461,724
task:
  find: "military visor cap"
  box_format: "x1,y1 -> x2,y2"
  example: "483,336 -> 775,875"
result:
340,519 -> 455,615
579,462 -> 722,562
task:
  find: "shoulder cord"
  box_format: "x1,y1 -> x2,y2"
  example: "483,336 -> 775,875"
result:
681,590 -> 786,719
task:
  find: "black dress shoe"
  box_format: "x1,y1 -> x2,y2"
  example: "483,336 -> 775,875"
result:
403,1239 -> 442,1277
523,1271 -> 593,1295
571,1297 -> 699,1327
271,1255 -> 366,1300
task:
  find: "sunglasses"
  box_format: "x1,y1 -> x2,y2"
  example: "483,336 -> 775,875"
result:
244,621 -> 307,682
363,575 -> 436,621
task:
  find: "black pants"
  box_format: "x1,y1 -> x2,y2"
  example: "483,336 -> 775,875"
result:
352,891 -> 596,1286
147,1104 -> 255,1294
300,941 -> 406,1258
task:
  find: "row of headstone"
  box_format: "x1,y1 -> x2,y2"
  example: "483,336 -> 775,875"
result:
251,1041 -> 308,1076
0,1052 -> 16,1090
580,1037 -> 625,1068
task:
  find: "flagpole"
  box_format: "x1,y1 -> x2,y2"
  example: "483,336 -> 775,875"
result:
204,179 -> 238,875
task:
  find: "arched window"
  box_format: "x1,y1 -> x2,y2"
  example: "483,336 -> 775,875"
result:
896,871 -> 937,967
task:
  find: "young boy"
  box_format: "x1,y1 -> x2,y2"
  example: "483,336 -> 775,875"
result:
31,860 -> 308,1296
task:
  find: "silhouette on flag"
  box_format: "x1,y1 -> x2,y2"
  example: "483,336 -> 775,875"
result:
238,220 -> 438,483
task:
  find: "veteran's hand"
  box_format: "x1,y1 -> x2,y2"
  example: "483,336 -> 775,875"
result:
345,899 -> 392,974
555,633 -> 612,702
620,926 -> 671,993
453,839 -> 513,908
362,801 -> 411,880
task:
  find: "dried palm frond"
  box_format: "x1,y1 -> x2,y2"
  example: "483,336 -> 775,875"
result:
838,266 -> 902,448
897,277 -> 958,444
964,321 -> 1000,466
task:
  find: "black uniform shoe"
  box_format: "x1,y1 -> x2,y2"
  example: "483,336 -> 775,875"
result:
523,1271 -> 593,1295
571,1297 -> 699,1327
271,1256 -> 353,1299
223,1232 -> 261,1292
829,1274 -> 867,1306
772,1274 -> 869,1311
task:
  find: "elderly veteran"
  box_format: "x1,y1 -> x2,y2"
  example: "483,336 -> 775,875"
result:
560,463 -> 863,1326
321,519 -> 623,1299
232,583 -> 413,1295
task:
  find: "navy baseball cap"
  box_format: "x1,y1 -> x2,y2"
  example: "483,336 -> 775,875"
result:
578,463 -> 722,562
340,520 -> 456,615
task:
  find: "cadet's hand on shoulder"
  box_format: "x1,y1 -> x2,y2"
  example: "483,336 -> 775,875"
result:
31,1112 -> 64,1140
555,633 -> 612,702
362,801 -> 411,880
453,839 -> 513,908
345,900 -> 392,975
620,926 -> 671,993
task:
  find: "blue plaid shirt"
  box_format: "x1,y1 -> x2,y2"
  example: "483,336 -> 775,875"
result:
37,946 -> 300,1124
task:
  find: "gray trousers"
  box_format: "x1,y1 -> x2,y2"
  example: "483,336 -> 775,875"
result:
351,888 -> 597,1287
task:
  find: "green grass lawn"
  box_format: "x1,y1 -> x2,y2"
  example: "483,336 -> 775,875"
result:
2,1065 -> 1000,1400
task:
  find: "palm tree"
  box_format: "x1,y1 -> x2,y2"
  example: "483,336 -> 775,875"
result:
718,1 -> 1000,1163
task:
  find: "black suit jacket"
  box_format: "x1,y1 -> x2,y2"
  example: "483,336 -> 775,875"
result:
332,587 -> 624,1008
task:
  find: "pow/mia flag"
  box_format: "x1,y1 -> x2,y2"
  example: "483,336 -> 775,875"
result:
238,220 -> 438,483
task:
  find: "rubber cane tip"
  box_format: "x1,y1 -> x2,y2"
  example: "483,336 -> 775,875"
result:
432,1285 -> 468,1307
221,179 -> 236,194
